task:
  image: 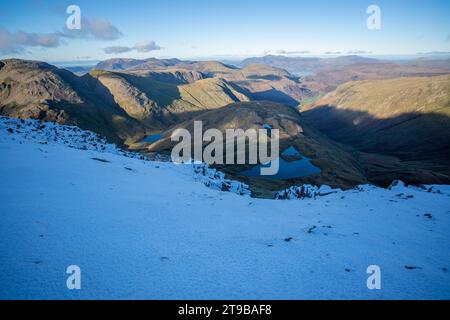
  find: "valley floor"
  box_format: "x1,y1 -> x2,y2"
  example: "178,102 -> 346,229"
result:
0,117 -> 449,299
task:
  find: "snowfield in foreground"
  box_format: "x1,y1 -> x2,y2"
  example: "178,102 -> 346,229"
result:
0,117 -> 449,299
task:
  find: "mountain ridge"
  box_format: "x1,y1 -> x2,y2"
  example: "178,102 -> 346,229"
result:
0,59 -> 148,144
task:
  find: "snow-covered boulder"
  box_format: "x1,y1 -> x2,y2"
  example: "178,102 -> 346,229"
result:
388,180 -> 406,190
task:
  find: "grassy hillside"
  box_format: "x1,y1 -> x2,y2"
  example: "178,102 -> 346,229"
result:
304,75 -> 450,118
91,69 -> 250,126
302,75 -> 450,183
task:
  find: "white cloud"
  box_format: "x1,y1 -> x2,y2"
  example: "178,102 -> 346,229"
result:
0,27 -> 62,54
276,49 -> 311,55
134,41 -> 162,52
103,41 -> 162,54
63,17 -> 123,41
103,46 -> 133,54
418,51 -> 450,55
0,17 -> 123,55
347,50 -> 373,54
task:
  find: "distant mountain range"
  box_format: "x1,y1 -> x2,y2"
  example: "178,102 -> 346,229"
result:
95,57 -> 184,71
240,54 -> 450,74
240,55 -> 382,74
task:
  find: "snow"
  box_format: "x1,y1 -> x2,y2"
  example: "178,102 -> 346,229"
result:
0,116 -> 449,299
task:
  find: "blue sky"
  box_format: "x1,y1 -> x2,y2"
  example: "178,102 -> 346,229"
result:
1,0 -> 449,61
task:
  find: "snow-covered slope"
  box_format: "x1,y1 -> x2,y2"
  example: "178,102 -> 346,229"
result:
0,116 -> 449,299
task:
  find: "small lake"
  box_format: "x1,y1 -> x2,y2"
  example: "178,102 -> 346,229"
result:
142,133 -> 163,143
241,146 -> 321,180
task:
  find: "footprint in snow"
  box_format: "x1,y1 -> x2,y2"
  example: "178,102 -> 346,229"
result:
91,157 -> 110,163
405,265 -> 422,270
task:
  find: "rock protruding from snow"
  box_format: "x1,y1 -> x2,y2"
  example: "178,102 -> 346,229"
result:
275,185 -> 318,199
275,185 -> 341,200
193,163 -> 251,196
